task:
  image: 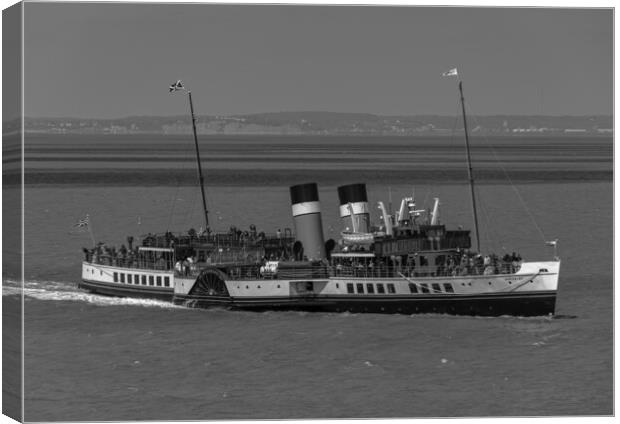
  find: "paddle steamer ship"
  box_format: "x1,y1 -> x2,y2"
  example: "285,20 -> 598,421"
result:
79,79 -> 560,316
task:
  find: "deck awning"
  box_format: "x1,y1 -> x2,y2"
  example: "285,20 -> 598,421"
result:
331,252 -> 375,258
138,247 -> 174,253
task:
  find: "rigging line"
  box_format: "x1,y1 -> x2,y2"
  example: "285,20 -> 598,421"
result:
466,109 -> 548,244
476,194 -> 500,253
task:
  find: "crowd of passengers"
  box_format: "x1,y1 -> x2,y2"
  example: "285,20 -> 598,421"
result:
332,250 -> 523,278
219,250 -> 524,281
141,225 -> 293,249
84,232 -> 523,279
83,239 -> 173,270
83,223 -> 291,271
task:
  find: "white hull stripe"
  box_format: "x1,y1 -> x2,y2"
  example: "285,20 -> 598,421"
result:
292,201 -> 321,216
339,201 -> 369,217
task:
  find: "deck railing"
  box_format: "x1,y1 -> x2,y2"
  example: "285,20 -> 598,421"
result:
141,231 -> 295,250
171,261 -> 523,281
84,255 -> 174,271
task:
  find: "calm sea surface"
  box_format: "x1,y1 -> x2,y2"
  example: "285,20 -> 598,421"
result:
3,134 -> 613,420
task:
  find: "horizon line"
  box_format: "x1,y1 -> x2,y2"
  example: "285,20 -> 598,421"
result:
17,112 -> 614,121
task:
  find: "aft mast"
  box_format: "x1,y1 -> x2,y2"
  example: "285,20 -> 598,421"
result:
457,78 -> 481,253
170,80 -> 209,230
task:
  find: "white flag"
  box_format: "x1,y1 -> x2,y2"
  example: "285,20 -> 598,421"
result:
442,68 -> 458,77
169,80 -> 185,92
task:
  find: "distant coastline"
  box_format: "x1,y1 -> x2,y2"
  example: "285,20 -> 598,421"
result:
7,112 -> 613,136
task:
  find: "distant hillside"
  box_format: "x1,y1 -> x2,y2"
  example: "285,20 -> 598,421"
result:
11,113 -> 614,136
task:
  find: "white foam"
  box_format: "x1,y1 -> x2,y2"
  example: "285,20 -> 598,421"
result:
2,278 -> 182,309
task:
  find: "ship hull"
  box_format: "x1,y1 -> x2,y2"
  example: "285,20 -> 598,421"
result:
81,260 -> 559,317
81,261 -> 174,301
172,291 -> 556,316
79,279 -> 173,300
172,261 -> 560,317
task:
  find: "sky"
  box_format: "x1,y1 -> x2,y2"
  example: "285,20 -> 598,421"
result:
21,2 -> 613,118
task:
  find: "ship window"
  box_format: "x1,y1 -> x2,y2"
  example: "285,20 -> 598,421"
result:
306,282 -> 313,291
113,272 -> 118,283
198,250 -> 205,262
120,273 -> 125,283
156,276 -> 162,286
387,284 -> 396,294
420,284 -> 430,293
347,283 -> 354,294
164,276 -> 170,287
356,283 -> 364,294
127,274 -> 132,284
149,275 -> 154,286
142,275 -> 147,285
432,283 -> 442,292
336,283 -> 339,289
539,268 -> 548,273
443,283 -> 454,293
366,284 -> 375,294
419,256 -> 428,266
377,284 -> 385,294
409,283 -> 418,294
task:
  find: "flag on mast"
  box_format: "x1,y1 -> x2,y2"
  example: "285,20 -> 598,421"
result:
71,214 -> 96,246
442,68 -> 458,77
169,80 -> 185,92
74,214 -> 90,228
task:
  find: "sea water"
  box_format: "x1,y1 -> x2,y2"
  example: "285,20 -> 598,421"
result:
3,135 -> 613,420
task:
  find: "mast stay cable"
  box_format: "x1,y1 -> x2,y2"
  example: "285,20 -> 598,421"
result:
466,107 -> 549,245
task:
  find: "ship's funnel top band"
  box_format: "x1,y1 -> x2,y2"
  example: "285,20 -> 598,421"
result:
290,183 -> 319,205
339,202 -> 369,217
292,201 -> 321,217
337,183 -> 368,204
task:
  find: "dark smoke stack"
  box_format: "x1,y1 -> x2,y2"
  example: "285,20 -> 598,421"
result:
337,183 -> 370,233
289,183 -> 326,261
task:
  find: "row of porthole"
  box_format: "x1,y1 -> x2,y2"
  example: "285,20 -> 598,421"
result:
113,271 -> 171,287
460,281 -> 514,286
238,284 -> 282,289
88,268 -> 103,276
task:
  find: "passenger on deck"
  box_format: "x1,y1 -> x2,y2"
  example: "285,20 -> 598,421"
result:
188,256 -> 197,273
182,257 -> 190,276
475,255 -> 484,274
156,255 -> 166,270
